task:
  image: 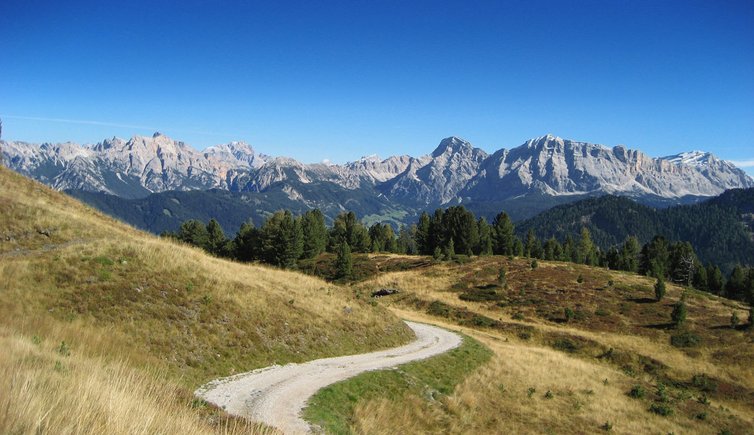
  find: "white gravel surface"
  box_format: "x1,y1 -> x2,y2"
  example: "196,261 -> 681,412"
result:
195,321 -> 462,434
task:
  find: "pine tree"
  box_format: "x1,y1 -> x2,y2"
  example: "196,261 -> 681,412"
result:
578,227 -> 597,265
654,277 -> 666,302
206,219 -> 228,257
640,236 -> 669,278
260,210 -> 303,268
300,209 -> 327,259
477,217 -> 493,255
725,266 -> 748,300
692,265 -> 708,292
618,236 -> 641,272
513,238 -> 524,257
233,221 -> 260,262
415,212 -> 431,255
397,225 -> 417,254
492,212 -> 515,255
707,264 -> 725,295
329,211 -> 371,253
444,238 -> 455,261
335,241 -> 353,279
671,300 -> 687,328
177,219 -> 209,249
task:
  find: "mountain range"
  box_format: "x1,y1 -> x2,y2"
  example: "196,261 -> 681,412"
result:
3,133 -> 753,226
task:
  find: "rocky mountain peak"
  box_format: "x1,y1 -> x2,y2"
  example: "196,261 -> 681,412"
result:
432,136 -> 475,157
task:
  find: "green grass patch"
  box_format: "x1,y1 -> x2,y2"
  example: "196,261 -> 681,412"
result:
303,335 -> 491,435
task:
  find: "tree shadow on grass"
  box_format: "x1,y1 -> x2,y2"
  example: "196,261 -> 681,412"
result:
627,297 -> 659,304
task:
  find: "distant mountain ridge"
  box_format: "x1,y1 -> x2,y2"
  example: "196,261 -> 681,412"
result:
3,133 -> 753,222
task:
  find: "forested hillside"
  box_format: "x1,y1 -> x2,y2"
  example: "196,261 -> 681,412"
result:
517,189 -> 754,272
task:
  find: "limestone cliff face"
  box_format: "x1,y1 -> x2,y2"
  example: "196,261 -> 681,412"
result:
461,134 -> 754,201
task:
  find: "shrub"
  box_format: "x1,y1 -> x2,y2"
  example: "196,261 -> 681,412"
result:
691,374 -> 717,393
629,385 -> 646,399
459,287 -> 502,302
670,331 -> 701,348
497,266 -> 507,286
544,390 -> 554,399
564,307 -> 575,322
553,338 -> 578,353
427,300 -> 451,317
595,308 -> 610,316
527,387 -> 536,398
730,312 -> 740,329
649,402 -> 673,416
57,341 -> 70,357
470,315 -> 496,327
654,277 -> 666,301
601,421 -> 613,432
512,312 -> 525,321
531,259 -> 538,269
607,279 -> 614,287
576,274 -> 584,283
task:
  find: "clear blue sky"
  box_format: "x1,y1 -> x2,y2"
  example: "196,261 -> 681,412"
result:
1,0 -> 753,172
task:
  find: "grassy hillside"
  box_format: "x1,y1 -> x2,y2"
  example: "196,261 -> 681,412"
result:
327,255 -> 754,434
0,166 -> 412,434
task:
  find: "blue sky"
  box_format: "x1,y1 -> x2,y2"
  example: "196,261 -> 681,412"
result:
1,0 -> 753,173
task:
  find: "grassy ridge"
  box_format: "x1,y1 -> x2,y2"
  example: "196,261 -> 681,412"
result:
303,335 -> 491,434
0,166 -> 412,433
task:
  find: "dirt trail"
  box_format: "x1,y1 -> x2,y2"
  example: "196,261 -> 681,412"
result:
195,321 -> 462,434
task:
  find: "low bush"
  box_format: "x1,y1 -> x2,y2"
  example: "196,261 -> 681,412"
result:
629,385 -> 645,399
670,331 -> 701,348
649,402 -> 673,416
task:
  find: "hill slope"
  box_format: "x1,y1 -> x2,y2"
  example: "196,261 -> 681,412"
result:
517,189 -> 754,271
345,254 -> 754,434
0,166 -> 411,433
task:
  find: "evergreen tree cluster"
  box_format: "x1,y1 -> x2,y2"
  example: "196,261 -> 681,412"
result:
166,209 -> 412,269
167,204 -> 754,304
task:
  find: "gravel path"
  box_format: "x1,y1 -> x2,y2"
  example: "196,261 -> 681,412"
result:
195,321 -> 462,434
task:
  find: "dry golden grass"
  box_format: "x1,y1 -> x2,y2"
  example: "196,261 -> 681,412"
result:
352,256 -> 754,434
0,327 -> 279,435
351,308 -> 753,434
0,166 -> 412,432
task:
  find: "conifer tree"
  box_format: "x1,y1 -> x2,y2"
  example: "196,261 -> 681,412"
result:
233,221 -> 259,262
260,210 -> 303,268
177,219 -> 209,249
415,212 -> 431,254
335,240 -> 353,279
492,212 -> 515,255
300,209 -> 327,259
654,277 -> 666,302
671,300 -> 687,328
706,264 -> 724,295
477,217 -> 493,255
206,218 -> 228,257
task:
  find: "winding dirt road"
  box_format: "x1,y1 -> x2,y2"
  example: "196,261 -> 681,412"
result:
195,321 -> 462,434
